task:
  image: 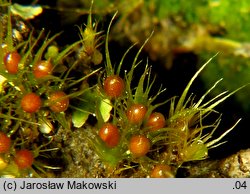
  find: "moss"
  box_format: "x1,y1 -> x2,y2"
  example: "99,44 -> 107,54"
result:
0,0 -> 247,178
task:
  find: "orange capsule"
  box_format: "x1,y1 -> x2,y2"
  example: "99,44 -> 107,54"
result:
129,135 -> 150,157
151,164 -> 174,178
49,91 -> 69,113
33,60 -> 53,78
4,51 -> 21,74
0,132 -> 11,154
21,93 -> 42,113
126,104 -> 147,124
14,149 -> 34,169
146,112 -> 166,131
103,75 -> 125,98
99,123 -> 120,148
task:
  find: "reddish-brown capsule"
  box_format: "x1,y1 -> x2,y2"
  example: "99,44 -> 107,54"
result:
129,135 -> 150,157
3,51 -> 21,74
146,112 -> 166,131
49,91 -> 69,113
33,60 -> 53,78
151,164 -> 174,178
21,93 -> 42,113
103,75 -> 125,98
99,123 -> 120,148
0,132 -> 11,154
126,104 -> 147,124
14,149 -> 34,169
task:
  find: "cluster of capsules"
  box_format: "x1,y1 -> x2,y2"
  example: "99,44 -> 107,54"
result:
82,14 -> 238,178
0,0 -> 103,177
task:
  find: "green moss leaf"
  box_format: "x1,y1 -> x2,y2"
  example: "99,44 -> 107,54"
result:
71,89 -> 112,128
10,3 -> 42,20
72,110 -> 89,128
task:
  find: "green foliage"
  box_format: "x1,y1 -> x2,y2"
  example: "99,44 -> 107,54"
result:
152,0 -> 250,41
147,0 -> 250,112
